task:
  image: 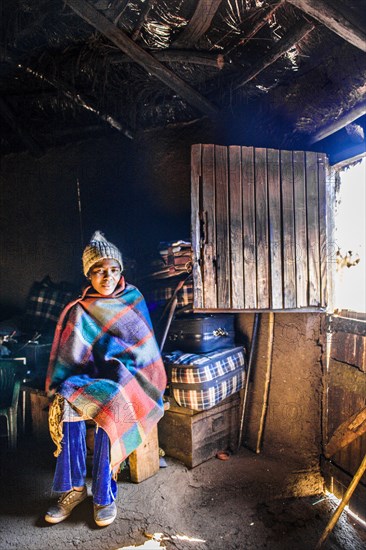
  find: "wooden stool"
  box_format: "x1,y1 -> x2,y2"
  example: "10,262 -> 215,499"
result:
129,401 -> 170,483
129,424 -> 159,483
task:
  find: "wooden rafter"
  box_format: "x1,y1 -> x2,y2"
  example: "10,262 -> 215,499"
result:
309,99 -> 366,144
20,63 -> 133,139
109,50 -> 225,69
0,45 -> 133,138
0,96 -> 43,156
65,0 -> 218,118
172,0 -> 223,48
131,0 -> 157,42
287,0 -> 366,52
233,20 -> 315,90
227,0 -> 285,53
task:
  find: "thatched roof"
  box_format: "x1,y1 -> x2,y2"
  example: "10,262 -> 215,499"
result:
0,0 -> 365,157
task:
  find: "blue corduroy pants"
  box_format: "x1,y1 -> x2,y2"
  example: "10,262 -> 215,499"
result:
52,421 -> 117,505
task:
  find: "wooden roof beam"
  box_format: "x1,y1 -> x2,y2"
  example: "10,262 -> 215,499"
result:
65,0 -> 218,118
109,49 -> 225,69
287,0 -> 366,52
309,99 -> 366,144
233,20 -> 315,90
20,63 -> 133,139
230,0 -> 285,51
0,96 -> 43,156
172,0 -> 223,48
131,0 -> 157,42
0,45 -> 133,138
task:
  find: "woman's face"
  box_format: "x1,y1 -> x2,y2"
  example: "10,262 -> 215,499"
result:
88,258 -> 121,295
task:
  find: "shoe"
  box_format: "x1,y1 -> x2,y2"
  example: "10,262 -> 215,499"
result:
93,501 -> 117,527
45,486 -> 87,524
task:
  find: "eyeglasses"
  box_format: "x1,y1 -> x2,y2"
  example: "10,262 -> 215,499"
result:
90,267 -> 121,278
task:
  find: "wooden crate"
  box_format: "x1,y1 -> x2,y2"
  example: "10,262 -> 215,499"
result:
158,394 -> 240,468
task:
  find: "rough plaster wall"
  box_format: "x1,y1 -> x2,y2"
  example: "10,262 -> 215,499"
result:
0,148 -> 80,314
0,137 -> 134,314
0,118 -> 222,316
237,313 -> 324,470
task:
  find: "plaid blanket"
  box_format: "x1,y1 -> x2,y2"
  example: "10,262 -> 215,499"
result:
24,276 -> 76,334
46,278 -> 167,475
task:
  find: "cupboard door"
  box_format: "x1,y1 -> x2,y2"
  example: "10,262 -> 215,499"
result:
191,144 -> 331,311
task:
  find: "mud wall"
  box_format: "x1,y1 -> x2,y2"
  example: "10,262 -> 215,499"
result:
237,313 -> 324,469
0,138 -> 133,314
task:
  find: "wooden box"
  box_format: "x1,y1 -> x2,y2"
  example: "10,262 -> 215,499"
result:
158,394 -> 240,468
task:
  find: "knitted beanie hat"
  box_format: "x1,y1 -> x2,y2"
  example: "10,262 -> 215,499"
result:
82,231 -> 123,276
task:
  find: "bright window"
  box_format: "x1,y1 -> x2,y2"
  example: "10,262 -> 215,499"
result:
333,156 -> 366,314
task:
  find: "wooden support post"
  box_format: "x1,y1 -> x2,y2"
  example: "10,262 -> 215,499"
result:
237,313 -> 260,451
256,312 -> 274,453
316,452 -> 366,549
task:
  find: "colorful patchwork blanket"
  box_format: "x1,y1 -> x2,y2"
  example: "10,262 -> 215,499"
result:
45,278 -> 167,475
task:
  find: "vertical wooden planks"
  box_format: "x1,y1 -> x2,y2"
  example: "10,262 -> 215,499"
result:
228,146 -> 244,309
215,145 -> 231,308
201,144 -> 217,308
318,153 -> 328,308
281,150 -> 296,308
325,163 -> 336,311
193,143 -> 328,312
306,151 -> 321,306
255,148 -> 270,309
267,148 -> 283,309
242,146 -> 257,309
293,150 -> 308,308
191,144 -> 203,308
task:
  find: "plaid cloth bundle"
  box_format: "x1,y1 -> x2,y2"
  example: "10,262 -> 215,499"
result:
46,279 -> 167,476
163,346 -> 246,411
144,276 -> 193,312
24,276 -> 76,334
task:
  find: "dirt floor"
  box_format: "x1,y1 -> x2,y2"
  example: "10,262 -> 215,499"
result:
0,435 -> 365,550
